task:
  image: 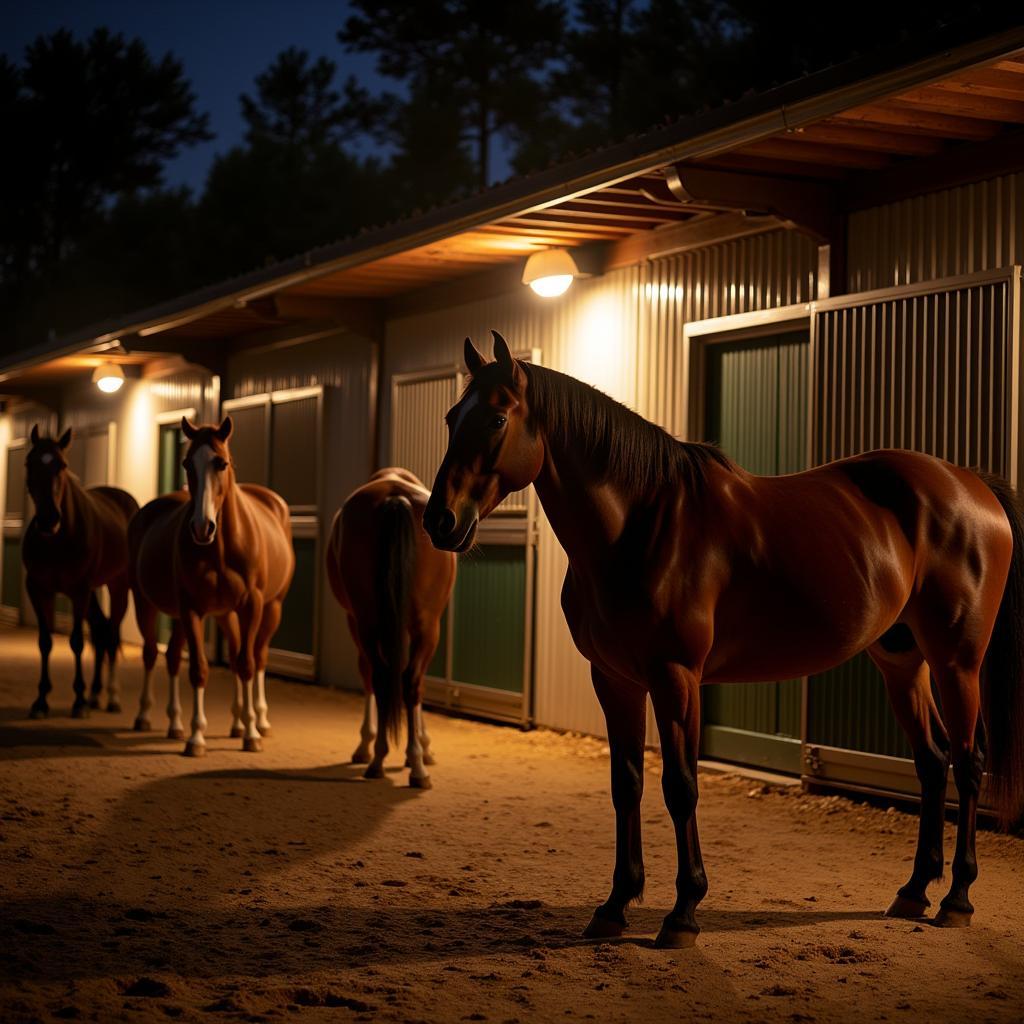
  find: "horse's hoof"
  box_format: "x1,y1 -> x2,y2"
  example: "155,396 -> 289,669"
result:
257,725 -> 272,738
885,894 -> 929,919
422,752 -> 437,766
183,741 -> 206,757
242,737 -> 262,753
133,718 -> 151,732
167,727 -> 185,741
364,764 -> 384,779
229,725 -> 244,738
409,774 -> 433,790
933,906 -> 972,928
351,749 -> 372,765
582,914 -> 625,940
71,703 -> 89,719
29,703 -> 49,720
654,925 -> 699,950
106,702 -> 121,714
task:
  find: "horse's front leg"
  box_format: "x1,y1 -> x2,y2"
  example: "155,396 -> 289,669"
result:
235,593 -> 264,753
26,578 -> 55,718
584,666 -> 648,939
180,605 -> 209,756
650,665 -> 708,948
68,588 -> 91,718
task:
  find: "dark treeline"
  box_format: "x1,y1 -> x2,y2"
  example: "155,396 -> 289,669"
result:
0,0 -> 978,348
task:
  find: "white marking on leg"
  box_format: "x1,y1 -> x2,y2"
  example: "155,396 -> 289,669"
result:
420,705 -> 436,766
187,685 -> 207,751
167,673 -> 184,738
135,668 -> 154,729
254,668 -> 271,734
240,675 -> 261,751
406,703 -> 429,785
353,689 -> 376,761
367,695 -> 388,777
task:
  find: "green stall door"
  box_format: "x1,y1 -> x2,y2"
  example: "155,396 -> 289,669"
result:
701,330 -> 808,772
451,544 -> 526,694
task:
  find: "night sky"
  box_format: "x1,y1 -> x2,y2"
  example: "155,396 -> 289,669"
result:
1,0 -> 386,194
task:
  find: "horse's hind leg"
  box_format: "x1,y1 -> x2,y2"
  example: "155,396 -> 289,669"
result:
26,578 -> 55,719
349,614 -> 376,764
583,667 -> 648,940
252,600 -> 282,739
218,613 -> 243,738
86,592 -> 108,710
68,587 -> 90,718
133,592 -> 159,731
930,665 -> 985,928
105,576 -> 130,713
870,640 -> 950,919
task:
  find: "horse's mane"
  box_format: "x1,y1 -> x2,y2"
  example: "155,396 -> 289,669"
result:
520,363 -> 734,496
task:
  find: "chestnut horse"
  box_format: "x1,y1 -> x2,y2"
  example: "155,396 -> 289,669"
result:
130,416 -> 294,756
426,332 -> 1024,947
22,426 -> 138,718
326,468 -> 456,788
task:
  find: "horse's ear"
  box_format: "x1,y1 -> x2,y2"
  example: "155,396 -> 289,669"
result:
30,424 -> 40,446
58,427 -> 72,450
491,330 -> 524,390
181,416 -> 198,439
215,415 -> 233,442
464,337 -> 486,376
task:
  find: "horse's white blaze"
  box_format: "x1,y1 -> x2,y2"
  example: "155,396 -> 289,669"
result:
354,689 -> 376,761
254,669 -> 271,733
406,703 -> 428,782
40,453 -> 53,465
191,444 -> 218,538
187,684 -> 207,749
167,673 -> 184,737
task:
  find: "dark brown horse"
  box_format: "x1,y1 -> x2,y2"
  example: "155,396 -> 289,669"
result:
426,331 -> 1024,947
327,468 -> 456,788
22,426 -> 138,718
130,416 -> 295,756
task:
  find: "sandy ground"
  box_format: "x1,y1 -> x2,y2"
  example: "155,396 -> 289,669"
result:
1,626 -> 1023,1024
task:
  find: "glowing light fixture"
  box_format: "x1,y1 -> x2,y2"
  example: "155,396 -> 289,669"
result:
522,248 -> 579,298
92,363 -> 125,394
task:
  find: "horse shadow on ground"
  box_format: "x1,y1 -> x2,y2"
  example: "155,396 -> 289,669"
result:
0,894 -> 899,987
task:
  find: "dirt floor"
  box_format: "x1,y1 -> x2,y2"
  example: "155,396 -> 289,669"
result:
1,626 -> 1023,1024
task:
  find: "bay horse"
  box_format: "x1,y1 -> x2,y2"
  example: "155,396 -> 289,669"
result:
326,468 -> 456,788
22,426 -> 138,718
130,416 -> 294,756
425,331 -> 1024,947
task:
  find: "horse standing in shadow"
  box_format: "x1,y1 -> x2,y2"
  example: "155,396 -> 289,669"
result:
130,416 -> 294,755
327,468 -> 456,788
22,426 -> 138,718
426,332 -> 1024,947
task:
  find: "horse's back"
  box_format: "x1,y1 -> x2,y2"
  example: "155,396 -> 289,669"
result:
332,469 -> 455,628
88,485 -> 140,526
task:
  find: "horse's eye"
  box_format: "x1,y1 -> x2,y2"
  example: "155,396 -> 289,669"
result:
491,415 -> 508,430
213,457 -> 228,471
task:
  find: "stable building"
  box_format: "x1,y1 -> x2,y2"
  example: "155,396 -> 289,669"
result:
3,19 -> 1024,802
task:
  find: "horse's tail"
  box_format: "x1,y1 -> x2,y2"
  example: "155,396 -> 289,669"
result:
979,473 -> 1024,829
375,495 -> 416,744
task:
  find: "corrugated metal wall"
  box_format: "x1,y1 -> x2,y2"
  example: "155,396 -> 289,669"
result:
848,173 -> 1024,292
392,374 -> 461,488
808,272 -> 1015,760
384,229 -> 818,736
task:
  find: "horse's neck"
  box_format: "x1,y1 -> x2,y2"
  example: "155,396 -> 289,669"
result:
60,476 -> 86,535
217,478 -> 255,551
532,435 -> 635,572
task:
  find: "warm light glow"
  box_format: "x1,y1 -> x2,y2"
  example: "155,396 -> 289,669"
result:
529,274 -> 573,297
522,248 -> 579,298
92,363 -> 125,393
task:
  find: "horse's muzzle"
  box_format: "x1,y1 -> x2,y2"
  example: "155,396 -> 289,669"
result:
425,503 -> 477,552
191,520 -> 217,545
